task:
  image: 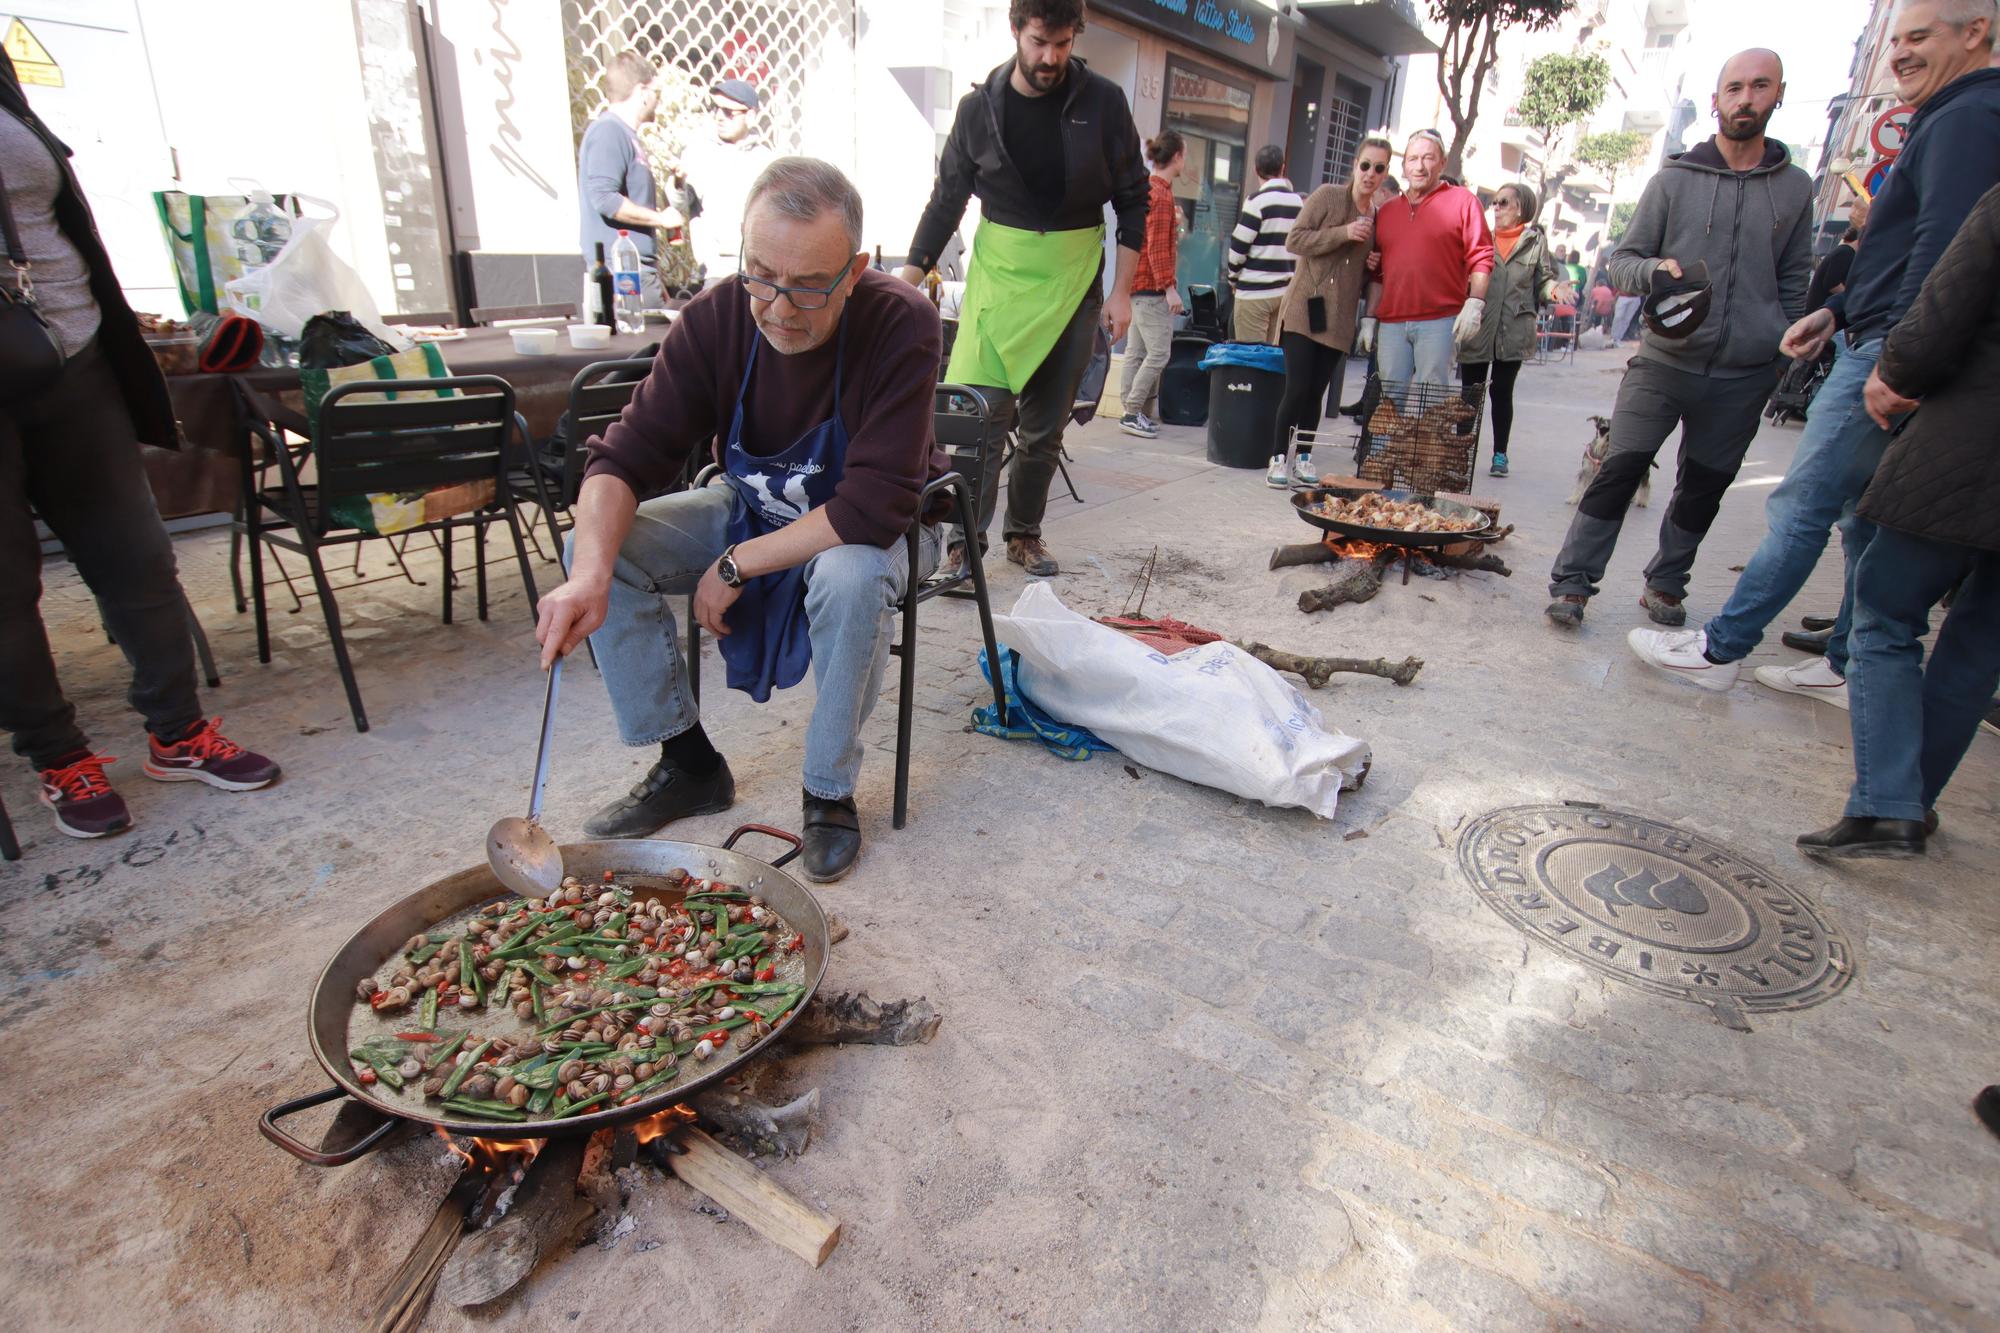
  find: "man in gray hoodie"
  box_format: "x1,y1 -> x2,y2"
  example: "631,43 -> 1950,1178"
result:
1547,49 -> 1814,628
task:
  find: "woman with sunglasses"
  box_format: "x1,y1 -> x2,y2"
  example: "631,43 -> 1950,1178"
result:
1455,181 -> 1568,477
1265,137 -> 1393,487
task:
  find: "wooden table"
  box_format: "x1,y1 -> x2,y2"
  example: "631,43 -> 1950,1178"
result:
152,325 -> 662,519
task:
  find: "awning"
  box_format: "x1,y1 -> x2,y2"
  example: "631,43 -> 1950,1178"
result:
1296,0 -> 1439,57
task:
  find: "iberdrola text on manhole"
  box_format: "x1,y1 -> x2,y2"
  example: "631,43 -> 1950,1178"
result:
1458,804 -> 1851,1015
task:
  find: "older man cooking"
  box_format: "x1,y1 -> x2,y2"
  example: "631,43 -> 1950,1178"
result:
534,157 -> 946,884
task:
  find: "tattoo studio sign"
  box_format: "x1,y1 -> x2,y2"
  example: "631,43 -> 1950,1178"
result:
1091,0 -> 1285,77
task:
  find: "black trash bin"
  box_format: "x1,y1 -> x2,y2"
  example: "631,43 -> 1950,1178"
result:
1157,334 -> 1214,426
1203,344 -> 1287,468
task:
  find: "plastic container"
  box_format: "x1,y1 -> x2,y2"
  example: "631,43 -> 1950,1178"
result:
610,230 -> 645,334
144,331 -> 201,376
567,323 -> 612,351
1203,355 -> 1286,469
510,328 -> 559,356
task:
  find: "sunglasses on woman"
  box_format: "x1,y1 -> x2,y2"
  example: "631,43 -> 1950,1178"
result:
1356,161 -> 1387,175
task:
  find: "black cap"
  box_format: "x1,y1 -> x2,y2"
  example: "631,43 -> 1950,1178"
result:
1643,259 -> 1711,340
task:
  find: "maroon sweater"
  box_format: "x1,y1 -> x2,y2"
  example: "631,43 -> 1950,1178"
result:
583,269 -> 947,547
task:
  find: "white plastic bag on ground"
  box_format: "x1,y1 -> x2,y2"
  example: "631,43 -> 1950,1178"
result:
222,196 -> 399,344
992,584 -> 1371,818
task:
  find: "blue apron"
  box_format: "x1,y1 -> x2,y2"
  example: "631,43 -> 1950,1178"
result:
717,317 -> 849,702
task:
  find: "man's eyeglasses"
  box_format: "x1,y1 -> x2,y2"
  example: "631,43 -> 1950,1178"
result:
1355,161 -> 1387,175
738,255 -> 856,310
714,105 -> 750,119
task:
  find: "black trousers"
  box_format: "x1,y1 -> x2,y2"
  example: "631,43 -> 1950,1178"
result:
952,284 -> 1103,549
1460,359 -> 1522,454
0,341 -> 201,770
1274,332 -> 1344,459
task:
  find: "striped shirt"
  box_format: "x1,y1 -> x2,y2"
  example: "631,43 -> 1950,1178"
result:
1227,176 -> 1301,298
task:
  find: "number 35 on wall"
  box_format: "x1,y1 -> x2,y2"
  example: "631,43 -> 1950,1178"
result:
1137,73 -> 1162,100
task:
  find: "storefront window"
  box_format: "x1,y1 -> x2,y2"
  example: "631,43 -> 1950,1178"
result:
1164,57 -> 1252,302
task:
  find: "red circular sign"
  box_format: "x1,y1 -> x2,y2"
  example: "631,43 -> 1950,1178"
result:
1865,157 -> 1895,197
1870,106 -> 1913,156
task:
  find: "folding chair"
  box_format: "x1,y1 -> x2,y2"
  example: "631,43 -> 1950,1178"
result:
681,463 -> 1009,829
1536,306 -> 1578,364
510,357 -> 655,560
242,375 -> 541,732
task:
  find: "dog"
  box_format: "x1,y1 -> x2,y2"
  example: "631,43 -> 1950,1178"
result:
1565,415 -> 1651,508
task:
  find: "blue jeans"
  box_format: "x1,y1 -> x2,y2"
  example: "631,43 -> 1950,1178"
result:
1703,338 -> 1890,674
1844,526 -> 2000,820
583,487 -> 939,800
1375,316 -> 1456,391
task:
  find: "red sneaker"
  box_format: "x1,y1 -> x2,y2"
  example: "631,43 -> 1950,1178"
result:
38,752 -> 133,839
143,717 -> 281,791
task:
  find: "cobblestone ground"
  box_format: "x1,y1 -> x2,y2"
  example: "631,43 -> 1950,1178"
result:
1,344 -> 1994,1330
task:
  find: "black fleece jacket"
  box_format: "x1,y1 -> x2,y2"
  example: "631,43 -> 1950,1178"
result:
906,57 -> 1148,271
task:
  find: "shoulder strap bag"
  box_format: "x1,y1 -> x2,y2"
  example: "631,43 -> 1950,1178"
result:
0,158 -> 68,405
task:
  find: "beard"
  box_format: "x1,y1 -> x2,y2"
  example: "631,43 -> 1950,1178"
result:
1719,105 -> 1774,142
1016,54 -> 1065,92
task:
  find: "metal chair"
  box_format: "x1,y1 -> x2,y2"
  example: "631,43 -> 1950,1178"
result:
1536,307 -> 1578,364
681,463 -> 1009,829
241,375 -> 541,733
510,357 -> 655,559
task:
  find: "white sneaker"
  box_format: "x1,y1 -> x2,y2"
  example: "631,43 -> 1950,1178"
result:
1294,453 -> 1319,487
1266,455 -> 1289,488
1754,657 -> 1849,711
1626,628 -> 1740,692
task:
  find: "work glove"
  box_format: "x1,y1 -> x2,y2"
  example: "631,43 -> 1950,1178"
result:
1354,317 -> 1378,355
1452,297 -> 1486,346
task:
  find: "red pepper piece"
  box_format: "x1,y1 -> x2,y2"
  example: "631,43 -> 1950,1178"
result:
356,1066 -> 378,1085
755,967 -> 776,982
392,1031 -> 438,1042
602,869 -> 615,882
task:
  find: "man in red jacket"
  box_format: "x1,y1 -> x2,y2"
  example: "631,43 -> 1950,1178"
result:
1358,130 -> 1493,390
534,158 -> 946,884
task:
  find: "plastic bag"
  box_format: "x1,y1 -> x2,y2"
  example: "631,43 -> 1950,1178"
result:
1197,342 -> 1285,373
222,197 -> 401,345
298,313 -> 397,370
990,584 -> 1370,818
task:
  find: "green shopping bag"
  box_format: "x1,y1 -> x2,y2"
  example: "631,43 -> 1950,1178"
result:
299,344 -> 493,537
152,190 -> 292,315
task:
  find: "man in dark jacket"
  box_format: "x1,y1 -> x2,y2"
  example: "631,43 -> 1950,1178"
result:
898,0 -> 1148,579
1548,49 -> 1815,628
1628,0 -> 2000,699
1796,181 -> 2000,858
1,49 -> 278,840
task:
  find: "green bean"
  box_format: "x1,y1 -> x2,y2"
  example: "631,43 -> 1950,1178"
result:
406,940 -> 444,965
623,1067 -> 682,1099
458,942 -> 474,995
539,944 -> 625,963
418,986 -> 439,1031
605,956 -> 652,981
681,891 -> 749,904
725,980 -> 805,996
427,927 -> 456,942
512,1063 -> 560,1090
554,1091 -> 611,1118
423,1030 -> 470,1072
442,1099 -> 528,1122
606,912 -> 628,936
517,959 -> 563,987
495,919 -> 542,952
350,1049 -> 405,1090
528,1087 -> 553,1115
437,1039 -> 491,1100
531,978 -> 546,1024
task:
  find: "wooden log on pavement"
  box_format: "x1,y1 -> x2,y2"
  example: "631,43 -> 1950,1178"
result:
662,1127 -> 841,1268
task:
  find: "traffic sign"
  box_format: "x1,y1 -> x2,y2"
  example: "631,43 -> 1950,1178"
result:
2,18 -> 62,87
1870,105 -> 1913,157
1865,157 -> 1895,198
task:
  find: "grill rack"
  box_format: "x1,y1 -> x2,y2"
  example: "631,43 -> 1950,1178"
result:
1350,375 -> 1485,495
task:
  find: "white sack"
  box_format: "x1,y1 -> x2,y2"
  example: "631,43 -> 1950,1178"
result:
992,583 -> 1371,818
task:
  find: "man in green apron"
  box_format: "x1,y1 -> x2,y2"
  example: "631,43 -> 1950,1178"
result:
899,0 -> 1149,578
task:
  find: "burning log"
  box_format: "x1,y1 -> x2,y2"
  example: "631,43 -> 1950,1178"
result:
694,1086 -> 821,1158
435,1138 -> 591,1309
1297,556 -> 1389,613
786,991 -> 942,1046
1429,548 -> 1512,576
1235,642 -> 1424,688
644,1126 -> 842,1267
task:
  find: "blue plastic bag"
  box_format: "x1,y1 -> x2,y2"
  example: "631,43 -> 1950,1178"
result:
1197,342 -> 1285,373
972,646 -> 1114,761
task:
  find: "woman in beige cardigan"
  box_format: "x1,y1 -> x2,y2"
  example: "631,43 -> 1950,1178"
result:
1266,137 -> 1393,487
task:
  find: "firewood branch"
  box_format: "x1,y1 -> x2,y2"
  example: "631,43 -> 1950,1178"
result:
1235,641 -> 1425,688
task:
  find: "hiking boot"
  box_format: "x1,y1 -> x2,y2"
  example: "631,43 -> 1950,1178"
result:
1294,453 -> 1319,487
801,791 -> 862,883
1265,455 -> 1290,489
1626,628 -> 1740,692
1639,588 -> 1686,626
143,717 -> 281,790
583,755 -> 735,839
39,752 -> 131,839
1796,816 -> 1925,860
1119,412 -> 1160,439
1489,452 -> 1509,477
1754,657 -> 1848,711
929,543 -> 968,586
1006,536 -> 1058,577
1545,595 -> 1587,628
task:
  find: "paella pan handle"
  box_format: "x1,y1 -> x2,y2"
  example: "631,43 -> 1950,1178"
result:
721,822 -> 803,869
260,1086 -> 398,1166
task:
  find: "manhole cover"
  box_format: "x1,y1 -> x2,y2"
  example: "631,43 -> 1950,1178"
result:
1459,804 -> 1851,1015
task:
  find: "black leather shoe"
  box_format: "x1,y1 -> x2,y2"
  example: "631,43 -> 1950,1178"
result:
1975,1086 -> 2000,1141
1925,808 -> 1940,836
1781,627 -> 1832,654
801,793 -> 861,883
1800,613 -> 1837,631
1796,816 -> 1926,860
583,756 -> 734,839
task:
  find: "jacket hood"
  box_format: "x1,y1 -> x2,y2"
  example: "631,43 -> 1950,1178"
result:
1912,66 -> 2000,120
981,56 -> 1093,107
1666,137 -> 1792,177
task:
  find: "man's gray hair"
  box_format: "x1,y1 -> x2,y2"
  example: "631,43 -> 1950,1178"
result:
1913,0 -> 1998,41
743,157 -> 864,252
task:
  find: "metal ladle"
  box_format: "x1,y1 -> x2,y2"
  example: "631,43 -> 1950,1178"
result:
486,655 -> 565,897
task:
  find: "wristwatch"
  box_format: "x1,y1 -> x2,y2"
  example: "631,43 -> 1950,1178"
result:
716,544 -> 744,588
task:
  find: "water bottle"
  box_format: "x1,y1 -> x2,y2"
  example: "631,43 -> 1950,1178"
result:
232,189 -> 292,311
611,229 -> 644,334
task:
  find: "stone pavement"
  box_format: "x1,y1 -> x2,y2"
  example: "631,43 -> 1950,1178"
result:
1,344 -> 1995,1330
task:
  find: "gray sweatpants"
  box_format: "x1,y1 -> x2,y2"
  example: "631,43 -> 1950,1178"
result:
1548,355 -> 1780,601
